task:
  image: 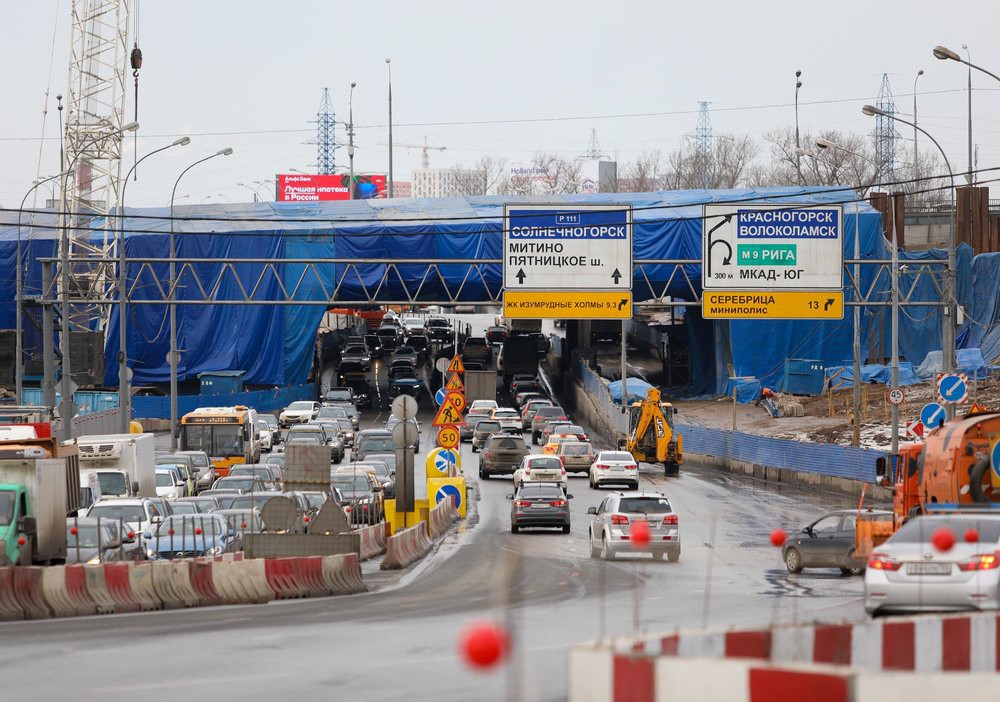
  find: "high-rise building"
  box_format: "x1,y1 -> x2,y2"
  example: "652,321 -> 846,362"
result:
412,168 -> 462,198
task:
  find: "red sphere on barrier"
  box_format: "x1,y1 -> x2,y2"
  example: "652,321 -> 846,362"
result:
304,516 -> 310,523
460,621 -> 508,669
168,529 -> 175,536
932,527 -> 955,552
770,528 -> 787,548
241,522 -> 247,529
70,526 -> 78,536
964,528 -> 979,544
128,531 -> 135,540
17,536 -> 26,546
195,527 -> 203,535
630,519 -> 651,549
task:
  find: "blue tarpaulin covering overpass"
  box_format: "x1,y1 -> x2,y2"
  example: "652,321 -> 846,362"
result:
0,186 -> 980,394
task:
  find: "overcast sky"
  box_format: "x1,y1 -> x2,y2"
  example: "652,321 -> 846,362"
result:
2,0 -> 998,207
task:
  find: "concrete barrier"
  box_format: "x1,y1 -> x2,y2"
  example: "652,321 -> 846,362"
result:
189,561 -> 222,607
239,558 -> 275,603
11,566 -> 49,619
298,557 -> 332,597
151,561 -> 199,608
567,652 -> 1000,702
40,566 -> 76,618
0,567 -> 23,620
265,558 -> 309,599
319,553 -> 367,595
127,562 -> 161,611
381,521 -> 432,570
208,559 -> 241,605
102,563 -> 140,614
63,564 -> 96,616
623,611 -> 1000,673
357,523 -> 388,560
84,564 -> 118,614
428,495 -> 459,538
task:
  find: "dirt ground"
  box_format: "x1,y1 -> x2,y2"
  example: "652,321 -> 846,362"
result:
603,341 -> 1000,450
675,375 -> 1000,450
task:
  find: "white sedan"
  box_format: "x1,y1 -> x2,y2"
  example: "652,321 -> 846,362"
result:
492,407 -> 522,434
279,401 -> 320,428
589,450 -> 639,490
513,454 -> 567,490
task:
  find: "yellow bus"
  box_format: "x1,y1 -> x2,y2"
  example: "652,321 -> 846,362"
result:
179,406 -> 260,477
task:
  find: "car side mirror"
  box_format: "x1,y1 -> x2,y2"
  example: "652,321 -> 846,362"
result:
142,530 -> 153,540
151,515 -> 163,524
19,515 -> 38,535
587,507 -> 597,515
131,480 -> 140,495
228,526 -> 235,537
566,494 -> 574,499
505,494 -> 514,500
803,526 -> 812,535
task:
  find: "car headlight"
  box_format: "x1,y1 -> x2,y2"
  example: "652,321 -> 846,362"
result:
206,545 -> 224,555
145,548 -> 157,559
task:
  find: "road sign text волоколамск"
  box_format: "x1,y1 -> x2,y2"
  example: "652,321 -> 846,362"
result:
702,204 -> 843,293
503,204 -> 632,291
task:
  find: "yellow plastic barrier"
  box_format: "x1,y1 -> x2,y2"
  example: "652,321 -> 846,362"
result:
384,498 -> 430,536
426,476 -> 468,518
425,447 -> 461,478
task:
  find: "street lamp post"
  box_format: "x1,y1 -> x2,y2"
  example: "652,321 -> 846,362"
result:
814,139 -> 900,457
934,45 -> 1000,180
386,59 -> 394,199
252,180 -> 272,201
118,136 -> 191,432
236,182 -> 258,203
16,172 -> 69,403
348,82 -> 357,200
794,70 -> 803,185
58,120 -> 139,440
862,104 -> 956,403
169,148 -> 234,449
913,70 -> 924,180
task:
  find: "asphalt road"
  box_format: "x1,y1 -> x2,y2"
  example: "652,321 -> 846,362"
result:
0,314 -> 874,701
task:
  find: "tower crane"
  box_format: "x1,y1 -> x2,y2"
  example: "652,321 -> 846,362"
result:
394,136 -> 447,169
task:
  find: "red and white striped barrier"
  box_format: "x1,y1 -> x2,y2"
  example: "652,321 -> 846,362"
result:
83,564 -> 118,614
381,521 -> 433,570
621,611 -> 1000,673
40,566 -> 76,617
357,522 -> 389,561
428,496 -> 459,539
568,651 -> 1000,702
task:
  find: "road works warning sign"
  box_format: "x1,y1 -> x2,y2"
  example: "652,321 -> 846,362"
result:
503,204 -> 632,291
702,204 -> 843,291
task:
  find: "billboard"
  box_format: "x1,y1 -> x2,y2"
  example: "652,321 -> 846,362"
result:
275,173 -> 387,201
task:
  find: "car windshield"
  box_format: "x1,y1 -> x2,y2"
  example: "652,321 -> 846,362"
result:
287,428 -> 323,439
337,419 -> 353,431
217,511 -> 263,532
182,423 -> 242,457
230,467 -> 273,480
409,336 -> 428,349
361,459 -> 393,476
89,504 -> 146,522
527,457 -> 562,470
494,411 -> 518,419
565,426 -> 585,434
601,452 -> 634,462
95,472 -> 128,495
169,502 -> 199,514
155,472 -> 174,487
519,485 -> 563,499
476,421 -> 501,432
67,523 -> 118,548
185,454 -> 210,468
427,319 -> 448,328
265,455 -> 285,468
376,328 -> 397,338
360,437 -> 395,453
214,478 -> 256,491
536,408 -> 565,419
303,493 -> 328,510
318,407 -> 347,419
324,390 -> 352,402
259,416 -> 278,428
158,515 -> 226,537
890,517 -> 1000,544
561,444 -> 591,456
618,497 -> 672,515
229,494 -> 282,511
288,402 -> 313,411
332,476 -> 372,491
489,437 -> 526,451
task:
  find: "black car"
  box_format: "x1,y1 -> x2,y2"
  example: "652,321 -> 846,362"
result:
392,345 -> 419,367
485,325 -> 508,346
375,325 -> 403,352
461,336 -> 493,365
364,334 -> 384,359
343,376 -> 373,409
341,344 -> 372,371
407,334 -> 431,362
388,358 -> 417,380
782,509 -> 893,576
508,482 -> 572,534
424,317 -> 453,342
390,371 -> 422,399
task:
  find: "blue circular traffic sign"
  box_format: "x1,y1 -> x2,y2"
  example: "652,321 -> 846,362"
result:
434,448 -> 459,473
435,483 -> 463,510
435,387 -> 447,406
991,440 -> 1000,482
937,374 -> 968,404
920,402 -> 947,430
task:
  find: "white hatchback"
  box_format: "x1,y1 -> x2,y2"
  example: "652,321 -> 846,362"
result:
589,450 -> 639,490
513,454 -> 567,490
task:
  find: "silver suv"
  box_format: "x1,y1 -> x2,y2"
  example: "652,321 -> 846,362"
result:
478,433 -> 529,479
587,492 -> 680,562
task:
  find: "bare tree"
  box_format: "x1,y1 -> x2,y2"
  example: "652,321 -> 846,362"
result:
619,150 -> 664,192
664,134 -> 758,190
452,156 -> 509,196
751,127 -> 877,192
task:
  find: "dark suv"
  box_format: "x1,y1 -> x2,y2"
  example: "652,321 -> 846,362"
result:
461,337 -> 493,365
478,433 -> 529,479
509,481 -> 571,534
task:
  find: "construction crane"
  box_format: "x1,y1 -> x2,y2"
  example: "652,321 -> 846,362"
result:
394,136 -> 447,169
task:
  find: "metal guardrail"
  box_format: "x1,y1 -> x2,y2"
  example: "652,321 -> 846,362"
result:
574,354 -> 628,435
70,407 -> 122,435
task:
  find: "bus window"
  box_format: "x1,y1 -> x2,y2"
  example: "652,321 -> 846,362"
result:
182,424 -> 243,456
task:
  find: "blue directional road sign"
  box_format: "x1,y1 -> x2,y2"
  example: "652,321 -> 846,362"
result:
435,387 -> 447,406
937,374 -> 968,404
991,439 -> 1000,481
433,449 -> 459,474
920,402 -> 947,430
435,483 -> 463,511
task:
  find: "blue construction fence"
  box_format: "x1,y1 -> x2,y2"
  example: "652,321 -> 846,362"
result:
22,384 -> 316,420
674,422 -> 885,483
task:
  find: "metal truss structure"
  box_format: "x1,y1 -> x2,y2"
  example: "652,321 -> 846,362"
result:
36,256 -> 947,309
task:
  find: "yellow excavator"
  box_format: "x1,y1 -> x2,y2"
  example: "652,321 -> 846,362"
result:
617,387 -> 683,476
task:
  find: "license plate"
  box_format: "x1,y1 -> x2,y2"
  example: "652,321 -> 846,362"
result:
531,503 -> 550,509
647,521 -> 659,528
906,562 -> 952,575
